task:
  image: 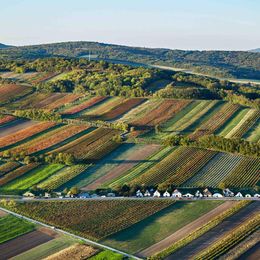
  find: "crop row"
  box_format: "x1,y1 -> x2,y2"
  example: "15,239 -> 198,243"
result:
0,84 -> 32,104
130,147 -> 198,186
184,153 -> 242,188
194,213 -> 260,260
0,121 -> 56,149
5,125 -> 89,155
1,164 -> 64,192
222,157 -> 260,188
0,163 -> 40,186
190,103 -> 240,139
38,164 -> 89,190
0,161 -> 21,177
0,115 -> 16,126
100,98 -> 145,121
231,110 -> 260,139
10,200 -> 174,240
165,149 -> 217,186
61,96 -> 107,115
131,99 -> 190,127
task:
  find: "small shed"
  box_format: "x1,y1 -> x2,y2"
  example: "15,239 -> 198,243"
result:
203,188 -> 212,197
195,190 -> 203,198
254,193 -> 260,198
223,188 -> 234,197
235,192 -> 243,198
245,194 -> 251,198
183,193 -> 194,198
153,190 -> 161,197
213,193 -> 223,198
44,192 -> 51,199
23,191 -> 35,198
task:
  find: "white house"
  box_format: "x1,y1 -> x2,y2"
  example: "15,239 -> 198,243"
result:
163,191 -> 171,197
172,189 -> 182,198
235,192 -> 243,198
153,190 -> 161,197
223,188 -> 234,197
213,193 -> 223,198
254,193 -> 260,198
183,193 -> 194,198
44,192 -> 51,199
136,190 -> 143,197
245,194 -> 251,198
23,191 -> 35,198
195,190 -> 203,198
144,190 -> 151,197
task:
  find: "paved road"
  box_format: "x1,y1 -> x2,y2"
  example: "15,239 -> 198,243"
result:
138,201 -> 236,257
165,201 -> 260,260
0,206 -> 142,260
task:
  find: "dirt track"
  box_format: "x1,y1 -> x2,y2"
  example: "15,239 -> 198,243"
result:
165,201 -> 260,259
0,120 -> 38,138
138,201 -> 236,257
0,209 -> 8,217
0,230 -> 54,260
84,144 -> 161,190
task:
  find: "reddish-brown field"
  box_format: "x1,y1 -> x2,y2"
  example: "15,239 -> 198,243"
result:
45,93 -> 81,110
0,115 -> 16,126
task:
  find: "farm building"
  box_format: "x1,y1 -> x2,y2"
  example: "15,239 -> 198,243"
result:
203,188 -> 212,197
195,190 -> 203,197
163,191 -> 171,197
213,193 -> 223,198
245,194 -> 251,198
23,191 -> 36,198
235,192 -> 243,198
172,189 -> 182,198
136,190 -> 144,197
144,190 -> 151,197
153,190 -> 161,197
223,188 -> 234,197
183,193 -> 194,198
254,194 -> 260,198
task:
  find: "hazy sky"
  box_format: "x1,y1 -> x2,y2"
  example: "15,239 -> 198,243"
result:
1,0 -> 259,50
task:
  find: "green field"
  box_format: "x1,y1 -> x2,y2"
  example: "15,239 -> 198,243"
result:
103,200 -> 223,254
89,250 -> 123,260
1,164 -> 64,192
0,215 -> 35,244
12,235 -> 78,260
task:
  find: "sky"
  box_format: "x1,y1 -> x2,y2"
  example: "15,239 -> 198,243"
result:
1,0 -> 259,50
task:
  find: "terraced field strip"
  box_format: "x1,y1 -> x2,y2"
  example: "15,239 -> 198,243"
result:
0,84 -> 32,105
83,96 -> 123,116
35,93 -> 67,109
53,128 -> 119,160
38,164 -> 90,190
109,147 -> 174,188
0,119 -> 39,138
0,214 -> 35,244
0,161 -> 21,177
184,153 -> 242,188
0,163 -> 40,186
0,229 -> 54,260
222,157 -> 260,188
190,103 -> 240,139
120,99 -> 162,123
161,100 -> 203,131
0,115 -> 16,126
100,98 -> 146,121
219,108 -> 250,137
84,144 -> 161,190
0,121 -> 56,149
132,99 -> 191,127
245,119 -> 260,143
138,201 -> 235,257
130,147 -> 199,186
226,109 -> 260,139
61,96 -> 107,115
165,202 -> 259,260
43,93 -> 81,110
12,235 -> 79,260
162,149 -> 217,186
5,125 -> 89,155
194,213 -> 260,260
11,200 -> 175,240
1,164 -> 64,192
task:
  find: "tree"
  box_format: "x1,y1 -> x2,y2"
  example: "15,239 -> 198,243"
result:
70,187 -> 79,195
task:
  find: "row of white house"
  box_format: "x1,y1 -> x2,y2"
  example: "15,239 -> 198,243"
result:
136,188 -> 260,198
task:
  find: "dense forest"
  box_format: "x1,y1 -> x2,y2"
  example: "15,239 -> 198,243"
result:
0,41 -> 260,79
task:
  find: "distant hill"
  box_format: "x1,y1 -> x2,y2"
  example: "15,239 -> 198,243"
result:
0,41 -> 260,79
250,48 -> 260,53
0,43 -> 12,49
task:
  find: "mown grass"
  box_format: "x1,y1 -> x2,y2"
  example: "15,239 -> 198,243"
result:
103,201 -> 223,254
12,235 -> 78,260
0,215 -> 35,244
89,250 -> 124,260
